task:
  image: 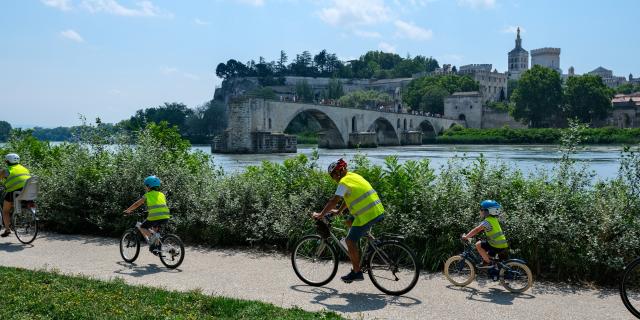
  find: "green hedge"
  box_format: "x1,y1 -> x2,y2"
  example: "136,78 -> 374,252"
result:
2,123 -> 639,284
438,126 -> 640,144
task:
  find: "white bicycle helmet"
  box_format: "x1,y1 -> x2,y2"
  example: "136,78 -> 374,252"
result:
5,153 -> 20,164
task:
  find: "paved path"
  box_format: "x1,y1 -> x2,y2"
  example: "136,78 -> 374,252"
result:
0,233 -> 634,319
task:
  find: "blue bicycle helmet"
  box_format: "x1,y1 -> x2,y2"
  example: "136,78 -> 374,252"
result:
144,175 -> 161,188
480,200 -> 502,216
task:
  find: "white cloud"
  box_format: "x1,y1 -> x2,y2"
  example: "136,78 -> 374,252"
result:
318,0 -> 390,27
394,20 -> 432,40
161,67 -> 199,80
457,0 -> 496,9
378,41 -> 396,53
236,0 -> 265,6
501,25 -> 525,34
41,0 -> 73,11
81,0 -> 171,17
194,18 -> 210,26
353,30 -> 382,38
60,29 -> 84,42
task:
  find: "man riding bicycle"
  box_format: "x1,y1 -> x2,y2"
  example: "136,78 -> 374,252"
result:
124,175 -> 171,254
313,159 -> 385,283
0,153 -> 31,237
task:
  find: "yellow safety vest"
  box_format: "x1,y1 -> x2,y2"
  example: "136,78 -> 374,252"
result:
5,164 -> 31,193
484,216 -> 508,249
339,172 -> 384,227
144,190 -> 171,221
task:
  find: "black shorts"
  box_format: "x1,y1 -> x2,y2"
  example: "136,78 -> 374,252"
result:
480,240 -> 509,258
140,219 -> 169,229
3,189 -> 22,202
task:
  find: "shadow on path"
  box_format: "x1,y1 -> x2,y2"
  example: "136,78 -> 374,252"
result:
39,233 -> 116,247
446,285 -> 535,305
0,241 -> 33,252
290,285 -> 421,314
113,261 -> 182,277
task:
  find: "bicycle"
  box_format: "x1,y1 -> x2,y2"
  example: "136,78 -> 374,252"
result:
620,257 -> 640,318
0,177 -> 39,244
119,212 -> 185,269
291,213 -> 420,296
444,237 -> 533,293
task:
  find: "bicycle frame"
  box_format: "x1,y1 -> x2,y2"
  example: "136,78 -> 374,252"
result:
458,240 -> 528,278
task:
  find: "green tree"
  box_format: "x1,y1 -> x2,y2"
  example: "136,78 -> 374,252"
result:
403,74 -> 479,113
295,80 -> 314,103
120,102 -> 194,135
564,75 -> 614,123
511,65 -> 563,127
616,83 -> 640,94
337,90 -> 391,109
326,78 -> 344,99
0,121 -> 11,142
419,86 -> 450,114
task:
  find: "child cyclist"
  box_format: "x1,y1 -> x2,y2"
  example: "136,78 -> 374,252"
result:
462,200 -> 509,267
124,175 -> 171,254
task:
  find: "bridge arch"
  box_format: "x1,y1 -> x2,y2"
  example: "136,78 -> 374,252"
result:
369,117 -> 400,146
283,108 -> 346,148
418,120 -> 437,143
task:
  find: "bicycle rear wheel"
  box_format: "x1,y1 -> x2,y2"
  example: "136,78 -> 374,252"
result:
368,240 -> 419,296
159,234 -> 185,269
291,234 -> 338,286
621,257 -> 640,318
119,229 -> 140,263
500,261 -> 533,293
13,207 -> 38,244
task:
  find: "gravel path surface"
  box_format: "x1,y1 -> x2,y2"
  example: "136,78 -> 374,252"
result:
0,233 -> 633,319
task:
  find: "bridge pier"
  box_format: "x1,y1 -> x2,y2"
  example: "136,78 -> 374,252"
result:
400,131 -> 423,145
348,132 -> 377,148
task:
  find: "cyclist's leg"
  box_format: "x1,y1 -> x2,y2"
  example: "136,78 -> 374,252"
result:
345,215 -> 384,272
476,240 -> 493,264
1,192 -> 14,235
137,220 -> 153,241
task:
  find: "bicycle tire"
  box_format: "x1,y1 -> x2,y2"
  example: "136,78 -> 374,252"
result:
13,207 -> 38,244
499,261 -> 533,293
443,255 -> 476,287
367,240 -> 420,296
159,234 -> 185,269
291,234 -> 338,286
621,257 -> 640,318
119,229 -> 140,263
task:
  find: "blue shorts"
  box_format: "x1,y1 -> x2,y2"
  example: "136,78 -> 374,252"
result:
346,214 -> 384,241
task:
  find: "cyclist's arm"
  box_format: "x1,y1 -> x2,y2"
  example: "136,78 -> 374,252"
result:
317,195 -> 342,218
463,225 -> 485,240
124,197 -> 145,214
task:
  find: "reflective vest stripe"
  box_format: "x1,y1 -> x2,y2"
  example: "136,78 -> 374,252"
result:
5,174 -> 30,185
489,231 -> 504,239
5,165 -> 30,192
148,204 -> 168,210
350,189 -> 377,207
485,216 -> 508,248
148,211 -> 170,219
144,191 -> 171,221
353,199 -> 382,216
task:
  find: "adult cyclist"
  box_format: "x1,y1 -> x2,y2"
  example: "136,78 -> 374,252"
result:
313,159 -> 385,283
0,153 -> 31,237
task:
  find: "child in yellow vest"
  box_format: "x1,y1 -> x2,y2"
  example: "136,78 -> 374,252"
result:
124,175 -> 171,254
462,200 -> 509,267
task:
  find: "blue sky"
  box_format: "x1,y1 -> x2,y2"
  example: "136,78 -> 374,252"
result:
1,0 -> 638,127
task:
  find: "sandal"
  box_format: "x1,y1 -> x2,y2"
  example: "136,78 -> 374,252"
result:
1,229 -> 11,237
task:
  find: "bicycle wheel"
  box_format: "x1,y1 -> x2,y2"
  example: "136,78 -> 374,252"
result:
119,229 -> 140,263
500,261 -> 533,293
291,234 -> 338,286
444,255 -> 476,287
159,234 -> 185,269
368,240 -> 420,296
621,257 -> 640,318
13,207 -> 38,244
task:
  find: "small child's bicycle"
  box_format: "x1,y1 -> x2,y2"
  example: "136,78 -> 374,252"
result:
0,177 -> 39,244
444,237 -> 533,293
119,212 -> 185,269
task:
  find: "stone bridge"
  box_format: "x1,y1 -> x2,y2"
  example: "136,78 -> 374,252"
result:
212,98 -> 464,153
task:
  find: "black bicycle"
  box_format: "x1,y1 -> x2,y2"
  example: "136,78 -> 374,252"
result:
0,178 -> 39,245
444,237 -> 533,293
621,257 -> 640,318
291,213 -> 420,296
119,213 -> 185,269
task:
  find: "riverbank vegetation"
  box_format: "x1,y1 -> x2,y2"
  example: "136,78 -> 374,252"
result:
1,122 -> 639,285
0,266 -> 341,319
438,125 -> 640,144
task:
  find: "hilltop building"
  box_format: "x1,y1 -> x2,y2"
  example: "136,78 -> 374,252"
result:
587,67 -> 628,88
531,47 -> 561,74
458,64 -> 507,103
507,27 -> 529,80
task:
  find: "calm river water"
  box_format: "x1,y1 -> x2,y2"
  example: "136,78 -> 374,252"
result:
192,144 -> 625,180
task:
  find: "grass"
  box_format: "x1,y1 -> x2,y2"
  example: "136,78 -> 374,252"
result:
0,266 -> 343,320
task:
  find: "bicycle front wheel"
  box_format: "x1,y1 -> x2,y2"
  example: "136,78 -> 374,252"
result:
621,257 -> 640,318
444,255 -> 476,287
291,234 -> 338,286
13,207 -> 38,244
159,234 -> 185,269
119,229 -> 140,263
368,240 -> 420,296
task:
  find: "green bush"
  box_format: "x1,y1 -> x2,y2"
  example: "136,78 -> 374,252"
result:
438,126 -> 640,144
1,122 -> 639,284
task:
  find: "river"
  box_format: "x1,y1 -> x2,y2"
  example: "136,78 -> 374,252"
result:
191,144 -> 625,180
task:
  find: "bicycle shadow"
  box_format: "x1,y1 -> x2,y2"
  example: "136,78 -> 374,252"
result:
446,285 -> 535,305
0,241 -> 34,252
290,285 -> 422,314
113,261 -> 182,278
39,232 -> 117,247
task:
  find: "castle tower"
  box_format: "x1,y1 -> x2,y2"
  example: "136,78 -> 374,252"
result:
531,47 -> 561,74
508,27 -> 529,80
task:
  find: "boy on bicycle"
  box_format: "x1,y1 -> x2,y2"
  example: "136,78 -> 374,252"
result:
462,200 -> 509,267
313,159 -> 385,283
0,153 -> 31,237
124,175 -> 171,254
